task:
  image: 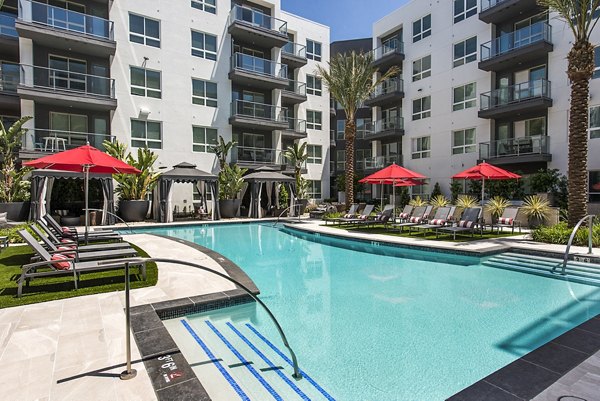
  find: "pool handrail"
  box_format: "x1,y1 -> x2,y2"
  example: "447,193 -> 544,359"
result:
273,203 -> 303,226
85,207 -> 134,233
555,214 -> 595,275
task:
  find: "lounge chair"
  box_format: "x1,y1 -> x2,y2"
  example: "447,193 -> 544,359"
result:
355,207 -> 393,228
436,207 -> 482,240
337,204 -> 375,226
324,203 -> 359,225
389,205 -> 433,232
494,207 -> 521,234
30,225 -> 135,254
37,220 -> 122,244
17,230 -> 145,297
42,216 -> 123,242
396,205 -> 413,223
408,206 -> 454,236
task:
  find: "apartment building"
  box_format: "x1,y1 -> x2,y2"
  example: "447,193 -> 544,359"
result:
0,0 -> 330,207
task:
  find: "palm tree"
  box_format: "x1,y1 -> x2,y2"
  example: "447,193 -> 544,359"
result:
283,142 -> 308,197
316,51 -> 399,208
210,135 -> 236,170
537,0 -> 600,226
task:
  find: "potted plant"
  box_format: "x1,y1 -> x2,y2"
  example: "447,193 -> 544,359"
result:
218,164 -> 247,218
485,196 -> 511,224
456,195 -> 478,209
272,184 -> 289,217
210,135 -> 236,170
409,196 -> 427,207
284,142 -> 309,211
0,117 -> 32,221
522,194 -> 551,228
296,176 -> 310,214
104,140 -> 160,222
429,194 -> 449,208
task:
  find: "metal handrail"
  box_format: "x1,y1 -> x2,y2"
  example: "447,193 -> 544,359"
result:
85,208 -> 133,233
554,215 -> 595,275
228,4 -> 287,35
273,203 -> 303,226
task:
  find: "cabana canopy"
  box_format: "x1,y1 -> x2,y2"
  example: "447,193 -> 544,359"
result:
157,162 -> 219,222
243,169 -> 295,218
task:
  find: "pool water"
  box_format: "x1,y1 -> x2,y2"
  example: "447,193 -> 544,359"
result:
136,223 -> 600,400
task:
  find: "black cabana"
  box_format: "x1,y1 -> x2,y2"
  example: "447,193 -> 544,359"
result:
243,168 -> 295,218
157,162 -> 219,222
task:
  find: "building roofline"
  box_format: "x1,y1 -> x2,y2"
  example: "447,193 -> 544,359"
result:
331,37 -> 372,45
280,10 -> 330,30
373,0 -> 413,26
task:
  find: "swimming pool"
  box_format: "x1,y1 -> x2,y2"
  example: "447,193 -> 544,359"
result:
134,223 -> 600,400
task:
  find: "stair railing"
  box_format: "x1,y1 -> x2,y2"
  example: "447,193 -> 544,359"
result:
85,208 -> 134,233
273,203 -> 302,227
554,214 -> 595,275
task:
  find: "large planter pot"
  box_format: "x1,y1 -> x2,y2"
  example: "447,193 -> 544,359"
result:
528,216 -> 546,229
219,199 -> 241,218
297,199 -> 309,215
119,200 -> 149,222
0,201 -> 30,221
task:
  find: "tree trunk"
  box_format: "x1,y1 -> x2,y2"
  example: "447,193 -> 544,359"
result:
566,41 -> 594,227
344,120 -> 356,209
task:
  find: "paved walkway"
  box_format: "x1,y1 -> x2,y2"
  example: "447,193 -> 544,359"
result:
0,234 -> 235,401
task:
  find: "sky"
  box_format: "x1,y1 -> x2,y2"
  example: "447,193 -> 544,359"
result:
281,0 -> 411,42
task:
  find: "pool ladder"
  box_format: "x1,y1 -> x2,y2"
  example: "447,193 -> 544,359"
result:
273,204 -> 302,227
554,214 -> 595,275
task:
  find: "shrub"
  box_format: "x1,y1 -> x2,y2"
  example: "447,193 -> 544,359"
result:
409,196 -> 427,207
532,222 -> 600,247
431,182 -> 442,198
450,180 -> 462,203
485,196 -> 511,218
522,195 -> 551,221
430,195 -> 449,207
0,223 -> 40,244
456,195 -> 478,208
323,211 -> 343,219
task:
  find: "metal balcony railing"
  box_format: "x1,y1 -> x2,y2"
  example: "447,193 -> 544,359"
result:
284,80 -> 306,96
0,12 -> 17,37
232,145 -> 283,165
480,21 -> 551,61
230,100 -> 287,122
20,64 -> 115,98
373,38 -> 404,61
480,79 -> 550,110
228,5 -> 287,35
480,0 -> 510,12
231,52 -> 288,79
479,135 -> 550,160
282,41 -> 306,58
22,128 -> 115,153
0,70 -> 19,93
285,118 -> 306,133
369,116 -> 404,135
370,77 -> 403,98
362,155 -> 402,170
19,0 -> 114,40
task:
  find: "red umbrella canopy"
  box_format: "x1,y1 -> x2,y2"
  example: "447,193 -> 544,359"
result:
394,178 -> 424,187
24,144 -> 140,174
359,163 -> 426,183
452,162 -> 520,180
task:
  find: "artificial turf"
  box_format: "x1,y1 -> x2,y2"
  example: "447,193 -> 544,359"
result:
0,243 -> 158,309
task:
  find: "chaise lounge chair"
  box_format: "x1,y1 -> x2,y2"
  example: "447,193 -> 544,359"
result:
408,206 -> 455,236
396,205 -> 413,223
37,219 -> 123,245
30,225 -> 135,255
337,204 -> 375,226
355,207 -> 393,229
42,216 -> 123,242
436,207 -> 482,240
389,205 -> 433,233
494,207 -> 521,234
324,203 -> 359,225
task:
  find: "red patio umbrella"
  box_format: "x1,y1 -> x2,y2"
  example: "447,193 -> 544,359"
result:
452,162 -> 521,203
24,144 -> 140,242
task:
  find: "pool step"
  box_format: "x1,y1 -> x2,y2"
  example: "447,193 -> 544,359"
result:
171,316 -> 335,401
482,252 -> 600,287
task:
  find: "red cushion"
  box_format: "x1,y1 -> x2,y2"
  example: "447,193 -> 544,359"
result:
458,220 -> 474,228
499,217 -> 513,225
60,238 -> 74,244
58,245 -> 76,251
51,254 -> 72,270
400,212 -> 409,219
344,213 -> 353,218
359,215 -> 368,220
430,219 -> 446,226
61,227 -> 74,238
410,216 -> 421,223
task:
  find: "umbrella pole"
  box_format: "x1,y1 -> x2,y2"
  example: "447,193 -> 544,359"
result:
380,183 -> 384,210
392,180 -> 396,221
84,165 -> 90,245
481,177 -> 485,206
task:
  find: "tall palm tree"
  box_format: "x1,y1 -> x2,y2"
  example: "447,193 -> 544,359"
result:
283,141 -> 308,197
316,51 -> 399,208
538,0 -> 600,226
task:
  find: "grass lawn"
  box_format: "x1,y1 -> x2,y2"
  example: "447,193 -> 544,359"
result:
0,243 -> 158,309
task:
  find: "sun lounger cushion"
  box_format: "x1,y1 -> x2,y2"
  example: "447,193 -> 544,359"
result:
458,220 -> 475,228
410,216 -> 422,223
429,219 -> 446,226
358,215 -> 369,220
399,212 -> 409,219
58,245 -> 76,251
344,213 -> 354,218
498,217 -> 513,225
61,227 -> 75,237
51,254 -> 72,270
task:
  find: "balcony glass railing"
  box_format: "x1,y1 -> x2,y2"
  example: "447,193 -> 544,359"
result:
22,128 -> 115,153
479,135 -> 550,160
20,0 -> 114,40
362,155 -> 402,170
0,12 -> 18,37
284,80 -> 306,96
373,38 -> 404,61
0,69 -> 19,93
480,0 -> 510,12
282,41 -> 306,59
480,79 -> 550,110
231,100 -> 287,122
285,118 -> 306,133
480,21 -> 551,61
369,116 -> 404,135
20,64 -> 115,98
231,52 -> 288,79
232,145 -> 283,165
228,5 -> 287,35
370,77 -> 404,98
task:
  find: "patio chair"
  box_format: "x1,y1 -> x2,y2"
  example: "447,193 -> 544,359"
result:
389,205 -> 431,232
396,205 -> 413,223
355,207 -> 393,229
30,225 -> 134,254
495,207 -> 521,234
37,219 -> 122,244
324,203 -> 359,225
408,206 -> 454,236
43,215 -> 122,242
337,204 -> 375,226
436,207 -> 482,240
17,230 -> 145,297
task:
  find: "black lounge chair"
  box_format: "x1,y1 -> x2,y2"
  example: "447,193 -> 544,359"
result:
30,225 -> 136,255
17,230 -> 145,297
337,204 -> 375,226
396,205 -> 413,223
494,207 -> 522,234
408,206 -> 454,236
436,207 -> 482,240
41,217 -> 122,243
324,204 -> 359,225
355,207 -> 393,228
389,205 -> 432,232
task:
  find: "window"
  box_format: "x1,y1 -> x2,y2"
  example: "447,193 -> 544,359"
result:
412,96 -> 431,120
191,30 -> 217,60
50,112 -> 87,134
590,106 -> 600,139
130,67 -> 161,98
412,14 -> 431,43
453,82 -> 476,111
48,56 -> 86,91
594,47 -> 600,79
307,145 -> 322,164
590,171 -> 600,202
191,0 -> 216,14
525,117 -> 546,136
336,150 -> 345,170
412,55 -> 431,81
307,40 -> 322,61
356,118 -> 372,138
131,120 -> 161,149
307,180 -> 322,199
129,13 -> 160,48
192,126 -> 217,152
306,75 -> 322,96
336,119 -> 345,139
412,136 -> 431,159
454,0 -> 477,23
452,128 -> 476,155
192,79 -> 217,107
453,36 -> 477,67
307,110 -> 322,130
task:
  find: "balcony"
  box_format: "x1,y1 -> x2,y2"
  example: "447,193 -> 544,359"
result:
479,0 -> 540,24
282,118 -> 307,139
228,5 -> 288,49
330,129 -> 336,147
18,64 -> 117,110
19,128 -> 115,159
479,79 -> 552,119
281,80 -> 307,105
0,12 -> 18,57
16,0 -> 115,57
361,155 -> 403,171
330,99 -> 336,116
478,135 -> 551,165
282,42 -> 307,68
366,117 -> 404,140
229,100 -> 288,130
479,21 -> 553,72
364,77 -> 404,108
372,39 -> 404,71
229,53 -> 288,90
0,69 -> 20,112
231,145 -> 284,168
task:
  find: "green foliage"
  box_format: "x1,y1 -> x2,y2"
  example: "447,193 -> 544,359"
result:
398,187 -> 411,208
278,184 -> 289,208
0,223 -> 40,244
467,180 -> 482,200
103,140 -> 160,201
556,174 -> 568,210
210,136 -> 236,170
431,182 -> 442,198
530,168 -> 561,193
409,196 -> 427,207
0,116 -> 33,203
296,176 -> 309,199
485,196 -> 511,218
450,180 -> 462,203
218,164 -> 247,200
456,195 -> 479,208
486,174 -> 524,200
284,142 -> 308,194
522,194 -> 551,220
323,211 -> 343,219
532,222 -> 600,247
430,195 -> 449,207
335,173 -> 363,196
